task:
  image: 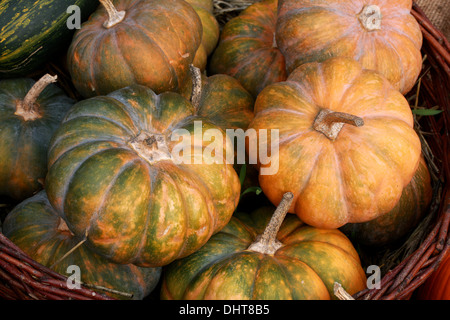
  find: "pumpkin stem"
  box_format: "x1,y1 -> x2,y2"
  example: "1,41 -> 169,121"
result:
313,108 -> 364,140
358,5 -> 382,31
15,73 -> 57,121
247,192 -> 294,255
334,282 -> 355,300
189,64 -> 202,112
100,0 -> 126,28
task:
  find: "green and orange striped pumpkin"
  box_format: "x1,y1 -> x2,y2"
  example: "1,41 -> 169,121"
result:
67,0 -> 203,98
2,191 -> 161,300
0,0 -> 98,77
341,156 -> 433,247
45,84 -> 241,268
161,193 -> 367,300
0,74 -> 74,201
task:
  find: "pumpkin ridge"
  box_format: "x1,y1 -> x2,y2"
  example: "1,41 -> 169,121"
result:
121,20 -> 178,86
67,114 -> 137,137
84,157 -> 150,261
59,147 -> 136,225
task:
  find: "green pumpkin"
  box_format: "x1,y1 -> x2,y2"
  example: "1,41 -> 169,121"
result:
45,84 -> 241,268
2,190 -> 161,300
0,0 -> 98,77
180,67 -> 255,132
161,193 -> 367,300
340,156 -> 433,247
0,74 -> 74,201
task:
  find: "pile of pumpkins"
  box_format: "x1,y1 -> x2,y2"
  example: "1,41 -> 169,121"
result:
0,0 -> 444,300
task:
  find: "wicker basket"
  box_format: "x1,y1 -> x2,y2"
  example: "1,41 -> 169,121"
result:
0,1 -> 448,300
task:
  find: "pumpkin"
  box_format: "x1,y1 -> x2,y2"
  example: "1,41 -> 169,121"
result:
416,253 -> 450,300
276,0 -> 423,94
2,190 -> 161,300
341,156 -> 432,247
0,74 -> 74,201
45,84 -> 241,268
0,0 -> 98,77
209,0 -> 287,98
180,65 -> 255,132
66,0 -> 203,98
185,0 -> 220,71
185,0 -> 214,13
161,192 -> 367,300
248,57 -> 422,229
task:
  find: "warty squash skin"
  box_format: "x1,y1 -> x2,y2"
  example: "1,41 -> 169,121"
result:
45,84 -> 241,268
209,0 -> 287,98
276,0 -> 423,94
67,0 -> 203,98
161,193 -> 367,300
341,156 -> 432,247
248,57 -> 422,229
0,75 -> 73,201
2,191 -> 161,300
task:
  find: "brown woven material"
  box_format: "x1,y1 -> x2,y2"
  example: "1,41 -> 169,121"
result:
0,0 -> 448,300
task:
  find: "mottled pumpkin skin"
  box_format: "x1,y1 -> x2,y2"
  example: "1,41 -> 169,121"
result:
248,57 -> 422,229
67,0 -> 202,98
0,78 -> 73,201
0,0 -> 98,77
276,0 -> 423,94
186,0 -> 220,71
180,73 -> 255,131
341,157 -> 432,247
416,253 -> 450,300
45,84 -> 241,268
209,0 -> 287,97
2,191 -> 161,300
161,206 -> 367,300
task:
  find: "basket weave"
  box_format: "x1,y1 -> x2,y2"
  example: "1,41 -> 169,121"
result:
0,1 -> 449,300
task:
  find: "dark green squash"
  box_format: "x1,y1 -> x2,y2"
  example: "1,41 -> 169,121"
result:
2,190 -> 161,300
0,0 -> 98,77
0,74 -> 74,201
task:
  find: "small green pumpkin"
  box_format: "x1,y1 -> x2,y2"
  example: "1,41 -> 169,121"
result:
2,190 -> 161,300
0,74 -> 74,201
161,193 -> 367,300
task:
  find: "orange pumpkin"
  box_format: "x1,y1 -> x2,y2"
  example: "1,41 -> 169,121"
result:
248,57 -> 422,229
67,0 -> 202,98
276,0 -> 423,94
